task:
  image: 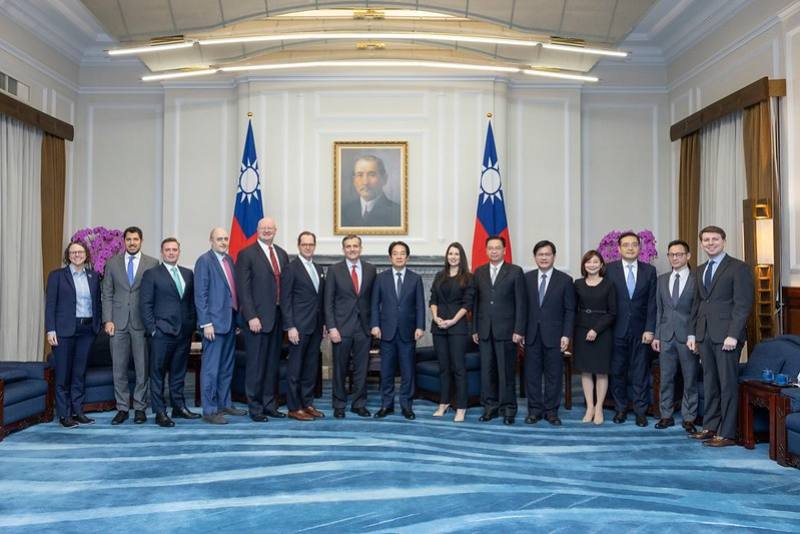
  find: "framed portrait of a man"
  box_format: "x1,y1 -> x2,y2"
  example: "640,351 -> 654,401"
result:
334,141 -> 408,235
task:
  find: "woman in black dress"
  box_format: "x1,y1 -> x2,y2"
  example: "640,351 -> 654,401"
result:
573,250 -> 616,425
429,242 -> 475,422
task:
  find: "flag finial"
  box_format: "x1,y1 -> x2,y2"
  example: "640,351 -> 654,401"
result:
247,112 -> 253,118
486,112 -> 493,118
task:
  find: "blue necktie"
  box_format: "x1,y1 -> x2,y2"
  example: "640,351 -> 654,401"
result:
704,260 -> 715,290
396,272 -> 403,299
626,264 -> 635,299
127,256 -> 135,286
538,274 -> 547,306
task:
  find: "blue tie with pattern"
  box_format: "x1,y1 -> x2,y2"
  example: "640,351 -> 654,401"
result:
626,264 -> 635,299
704,260 -> 715,290
127,256 -> 135,286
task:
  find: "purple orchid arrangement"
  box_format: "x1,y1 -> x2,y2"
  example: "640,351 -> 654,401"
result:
598,229 -> 658,264
70,226 -> 124,275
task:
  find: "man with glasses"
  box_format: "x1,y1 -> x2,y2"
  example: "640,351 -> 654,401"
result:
606,231 -> 657,427
651,240 -> 698,433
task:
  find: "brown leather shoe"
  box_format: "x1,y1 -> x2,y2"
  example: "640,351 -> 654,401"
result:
703,436 -> 736,447
305,406 -> 324,418
689,429 -> 715,440
288,409 -> 314,421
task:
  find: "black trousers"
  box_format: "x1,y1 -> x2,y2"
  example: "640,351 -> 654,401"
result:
285,329 -> 322,411
244,308 -> 283,415
149,329 -> 191,414
611,333 -> 650,415
479,330 -> 517,417
53,321 -> 95,418
524,332 -> 563,417
331,329 -> 370,410
433,333 -> 469,409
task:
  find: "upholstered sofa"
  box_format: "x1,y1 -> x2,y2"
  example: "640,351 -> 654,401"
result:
0,361 -> 54,440
415,344 -> 482,407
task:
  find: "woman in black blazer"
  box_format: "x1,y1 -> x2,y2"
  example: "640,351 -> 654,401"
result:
45,241 -> 102,428
429,242 -> 475,422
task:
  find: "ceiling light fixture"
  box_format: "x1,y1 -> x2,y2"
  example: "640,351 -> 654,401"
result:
542,41 -> 628,58
108,41 -> 195,56
219,59 -> 520,73
141,68 -> 218,81
522,68 -> 599,82
198,32 -> 540,47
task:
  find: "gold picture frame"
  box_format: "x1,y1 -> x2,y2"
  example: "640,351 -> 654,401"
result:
334,141 -> 408,235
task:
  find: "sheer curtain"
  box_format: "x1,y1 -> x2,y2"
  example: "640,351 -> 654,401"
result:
0,114 -> 43,361
698,112 -> 747,257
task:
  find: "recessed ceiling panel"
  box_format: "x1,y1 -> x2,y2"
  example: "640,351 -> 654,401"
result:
170,0 -> 223,31
118,0 -> 175,38
560,0 -> 617,41
511,0 -> 566,34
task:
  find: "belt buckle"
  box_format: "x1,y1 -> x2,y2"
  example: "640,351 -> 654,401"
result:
585,309 -> 592,314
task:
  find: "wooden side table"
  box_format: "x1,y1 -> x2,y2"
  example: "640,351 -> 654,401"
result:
738,379 -> 792,460
188,341 -> 202,407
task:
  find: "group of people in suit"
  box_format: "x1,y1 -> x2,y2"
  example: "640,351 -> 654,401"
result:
44,222 -> 753,447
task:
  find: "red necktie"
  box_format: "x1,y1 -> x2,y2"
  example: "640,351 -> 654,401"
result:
269,245 -> 281,303
222,256 -> 238,310
351,264 -> 359,295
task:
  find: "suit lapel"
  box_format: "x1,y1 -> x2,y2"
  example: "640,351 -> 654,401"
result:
62,266 -> 76,293
706,255 -> 731,294
162,264 -> 181,298
632,261 -> 647,299
493,263 -> 509,286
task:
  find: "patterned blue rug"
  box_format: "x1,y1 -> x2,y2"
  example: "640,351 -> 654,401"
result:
0,383 -> 798,533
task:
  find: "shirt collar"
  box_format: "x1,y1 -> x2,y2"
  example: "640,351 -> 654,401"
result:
392,267 -> 407,277
708,252 -> 727,264
347,259 -> 361,270
125,251 -> 141,262
672,265 -> 690,277
539,267 -> 554,278
623,259 -> 638,269
69,264 -> 86,276
360,194 -> 383,212
213,250 -> 227,261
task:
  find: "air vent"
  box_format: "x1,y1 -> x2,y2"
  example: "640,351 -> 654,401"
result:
0,70 -> 30,102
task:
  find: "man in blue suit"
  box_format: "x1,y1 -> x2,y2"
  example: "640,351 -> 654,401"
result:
523,240 -> 575,426
140,238 -> 200,427
371,241 -> 426,420
606,231 -> 657,427
194,227 -> 247,424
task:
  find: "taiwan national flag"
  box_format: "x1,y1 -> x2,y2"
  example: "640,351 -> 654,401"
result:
229,119 -> 264,261
471,120 -> 512,270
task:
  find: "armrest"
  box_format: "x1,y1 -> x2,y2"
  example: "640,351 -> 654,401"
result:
0,361 -> 53,380
780,388 -> 800,413
415,346 -> 437,363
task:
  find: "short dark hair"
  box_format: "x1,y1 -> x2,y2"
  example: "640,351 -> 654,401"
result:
486,235 -> 506,248
63,241 -> 90,266
161,237 -> 180,249
533,240 -> 556,256
297,231 -> 317,245
699,225 -> 726,240
353,155 -> 388,182
388,241 -> 410,256
580,249 -> 606,277
341,234 -> 362,247
667,239 -> 690,253
124,226 -> 143,240
617,231 -> 640,245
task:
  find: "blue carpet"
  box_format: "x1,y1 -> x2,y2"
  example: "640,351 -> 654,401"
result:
0,383 -> 798,533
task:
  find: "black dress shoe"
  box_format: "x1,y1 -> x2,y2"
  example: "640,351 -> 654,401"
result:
155,412 -> 175,428
503,416 -> 515,425
524,415 -> 541,425
74,414 -> 95,425
402,409 -> 416,420
478,412 -> 496,422
374,408 -> 394,418
265,410 -> 287,419
333,409 -> 345,419
655,417 -> 675,429
682,420 -> 697,433
172,406 -> 201,419
351,407 -> 371,417
111,411 -> 129,425
250,413 -> 269,422
545,416 -> 562,426
134,410 -> 147,424
635,414 -> 648,427
60,417 -> 78,428
612,411 -> 627,424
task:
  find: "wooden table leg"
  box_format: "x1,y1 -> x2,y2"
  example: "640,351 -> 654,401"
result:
768,393 -> 779,460
563,353 -> 572,410
738,384 -> 756,449
776,395 -> 791,466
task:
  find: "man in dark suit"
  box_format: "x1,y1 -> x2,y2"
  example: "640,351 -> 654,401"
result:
235,217 -> 290,422
281,231 -> 326,421
472,235 -> 526,425
101,226 -> 159,425
139,238 -> 200,427
194,227 -> 247,424
340,155 -> 401,228
688,225 -> 754,447
606,231 -> 657,427
652,239 -> 699,432
523,240 -> 575,426
323,234 -> 377,418
371,241 -> 426,420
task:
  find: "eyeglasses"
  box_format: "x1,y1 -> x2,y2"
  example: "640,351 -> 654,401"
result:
667,252 -> 687,258
620,243 -> 639,249
68,251 -> 86,256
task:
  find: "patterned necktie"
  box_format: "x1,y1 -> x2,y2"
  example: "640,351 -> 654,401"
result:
539,274 -> 547,306
704,260 -> 715,290
171,266 -> 184,298
396,272 -> 403,299
222,257 -> 238,310
308,261 -> 319,292
127,256 -> 135,286
671,273 -> 680,306
269,245 -> 281,303
626,264 -> 635,299
351,264 -> 359,295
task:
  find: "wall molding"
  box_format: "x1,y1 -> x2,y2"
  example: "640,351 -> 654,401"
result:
0,37 -> 79,93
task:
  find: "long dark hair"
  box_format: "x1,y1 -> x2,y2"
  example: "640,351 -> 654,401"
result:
435,242 -> 471,287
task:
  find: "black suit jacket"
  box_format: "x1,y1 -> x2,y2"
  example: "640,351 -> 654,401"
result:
472,262 -> 526,341
45,266 -> 102,336
235,241 -> 289,333
280,257 -> 324,335
370,268 -> 426,342
341,194 -> 401,227
429,273 -> 474,335
690,254 -> 754,343
524,268 -> 576,348
139,263 -> 196,336
323,259 -> 377,337
606,260 -> 657,338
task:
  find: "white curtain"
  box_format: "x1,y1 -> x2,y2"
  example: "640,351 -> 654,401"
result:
698,112 -> 747,258
0,114 -> 43,361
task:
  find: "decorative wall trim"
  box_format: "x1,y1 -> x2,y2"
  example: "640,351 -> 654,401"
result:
0,37 -> 78,93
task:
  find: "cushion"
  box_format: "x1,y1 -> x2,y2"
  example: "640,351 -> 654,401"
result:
416,346 -> 436,362
781,388 -> 800,413
0,369 -> 29,384
464,352 -> 481,371
84,367 -> 114,388
786,412 -> 800,436
2,395 -> 46,425
416,360 -> 440,378
742,336 -> 800,379
3,378 -> 47,405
